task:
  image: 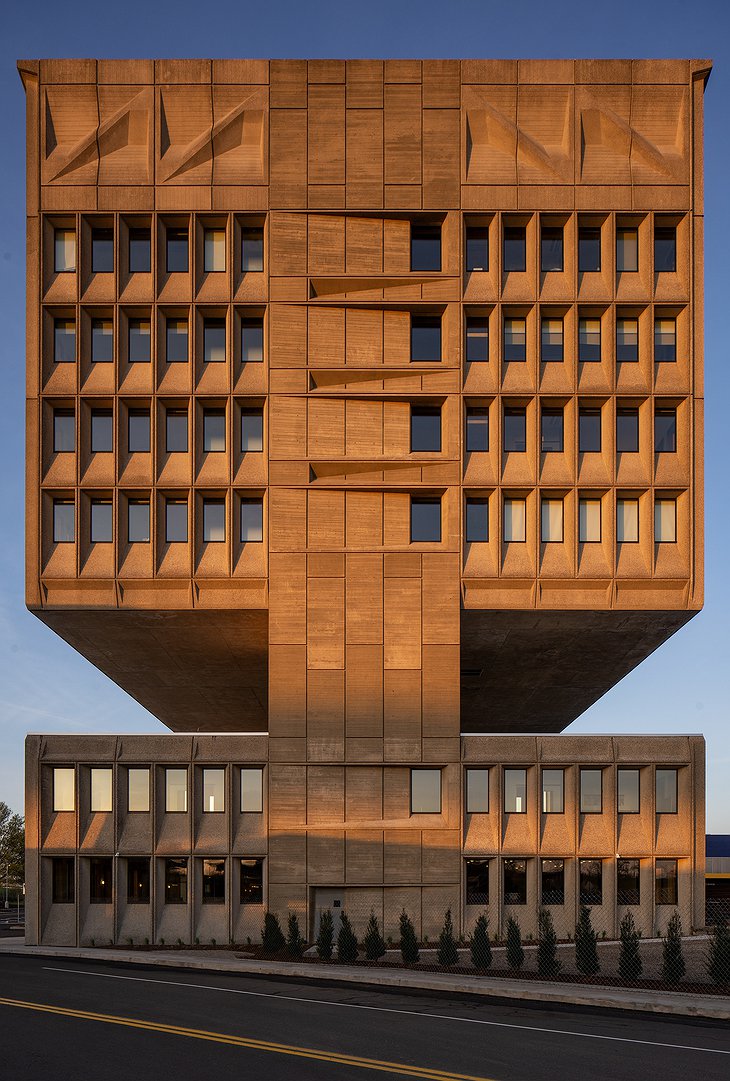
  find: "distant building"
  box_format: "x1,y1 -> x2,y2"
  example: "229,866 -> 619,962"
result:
19,57 -> 710,946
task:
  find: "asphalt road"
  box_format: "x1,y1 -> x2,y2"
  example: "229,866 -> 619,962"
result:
0,955 -> 728,1081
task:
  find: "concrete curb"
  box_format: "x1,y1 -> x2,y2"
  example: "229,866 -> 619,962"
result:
1,940 -> 728,1020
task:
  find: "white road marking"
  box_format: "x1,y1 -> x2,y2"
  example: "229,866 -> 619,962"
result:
41,966 -> 730,1057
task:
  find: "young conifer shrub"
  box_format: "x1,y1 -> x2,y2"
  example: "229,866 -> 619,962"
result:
505,917 -> 525,971
470,914 -> 492,972
437,909 -> 459,967
363,911 -> 387,961
337,911 -> 359,964
399,909 -> 420,965
316,909 -> 334,961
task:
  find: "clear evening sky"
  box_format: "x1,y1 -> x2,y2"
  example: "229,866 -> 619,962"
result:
0,0 -> 727,828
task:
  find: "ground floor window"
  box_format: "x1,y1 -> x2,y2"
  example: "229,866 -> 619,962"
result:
503,859 -> 527,905
465,859 -> 489,905
579,859 -> 603,906
541,858 -> 565,905
127,858 -> 150,904
165,858 -> 188,904
240,858 -> 264,904
51,857 -> 74,903
89,857 -> 112,904
202,859 -> 226,904
617,858 -> 640,905
655,859 -> 678,905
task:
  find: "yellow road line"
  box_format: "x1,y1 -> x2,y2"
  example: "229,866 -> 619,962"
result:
0,996 -> 495,1081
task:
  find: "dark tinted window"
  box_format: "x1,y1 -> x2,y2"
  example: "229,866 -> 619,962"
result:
91,410 -> 113,453
465,859 -> 489,905
541,226 -> 563,272
465,226 -> 488,272
166,411 -> 188,453
465,408 -> 488,452
54,319 -> 76,363
53,410 -> 75,453
579,409 -> 601,453
166,318 -> 188,363
579,317 -> 601,363
52,857 -> 74,903
655,226 -> 676,273
465,499 -> 488,543
91,319 -> 113,363
617,858 -> 640,906
165,858 -> 188,903
616,317 -> 639,362
503,317 -> 526,362
128,411 -> 151,453
655,859 -> 678,905
411,316 -> 441,362
655,409 -> 677,453
203,318 -> 226,363
578,226 -> 601,272
410,498 -> 441,542
202,859 -> 226,904
503,408 -> 526,452
91,228 -> 114,273
166,227 -> 188,273
410,406 -> 441,452
503,858 -> 527,905
503,226 -> 526,272
242,319 -> 264,363
541,859 -> 564,905
541,408 -> 563,453
242,227 -> 264,271
579,859 -> 602,905
128,318 -> 151,363
580,769 -> 602,813
240,858 -> 264,904
410,224 -> 441,272
129,228 -> 151,273
616,408 -> 639,453
127,858 -> 150,903
89,857 -> 113,904
465,316 -> 489,362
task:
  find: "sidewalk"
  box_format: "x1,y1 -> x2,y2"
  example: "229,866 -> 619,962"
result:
1,937 -> 728,1020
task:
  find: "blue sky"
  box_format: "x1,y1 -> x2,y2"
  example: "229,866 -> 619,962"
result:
1,0 -> 728,829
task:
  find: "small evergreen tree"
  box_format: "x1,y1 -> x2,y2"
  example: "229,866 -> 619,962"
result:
337,911 -> 359,963
707,921 -> 730,987
316,908 -> 334,961
537,909 -> 561,979
399,909 -> 420,965
505,917 -> 524,971
618,910 -> 642,982
470,914 -> 492,972
261,911 -> 285,954
574,905 -> 600,976
437,909 -> 459,967
363,911 -> 387,961
661,911 -> 686,986
286,911 -> 306,957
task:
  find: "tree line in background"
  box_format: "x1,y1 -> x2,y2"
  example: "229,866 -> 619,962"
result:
0,802 -> 24,894
256,904 -> 730,989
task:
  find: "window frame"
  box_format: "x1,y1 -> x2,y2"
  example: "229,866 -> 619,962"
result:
410,314 -> 442,363
165,499 -> 188,543
541,858 -> 565,906
465,407 -> 489,453
127,857 -> 151,904
578,858 -> 603,906
202,858 -> 226,905
410,223 -> 441,273
165,227 -> 189,274
410,405 -> 442,453
90,767 -> 113,813
617,857 -> 641,906
503,225 -> 526,273
578,498 -> 602,544
240,857 -> 264,904
202,767 -> 226,813
540,225 -> 564,273
51,856 -> 75,904
465,498 -> 489,544
503,858 -> 528,906
52,766 -> 75,812
164,857 -> 188,904
655,859 -> 678,906
240,498 -> 264,543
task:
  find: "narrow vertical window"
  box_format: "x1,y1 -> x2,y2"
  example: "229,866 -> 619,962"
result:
656,769 -> 678,813
91,228 -> 114,273
578,226 -> 601,272
465,316 -> 489,362
410,769 -> 441,814
655,859 -> 678,905
51,857 -> 75,903
541,317 -> 563,362
654,317 -> 677,362
654,225 -> 676,273
410,498 -> 441,543
53,500 -> 75,543
128,499 -> 151,543
465,859 -> 489,905
616,499 -> 639,543
90,500 -> 113,543
91,318 -> 114,363
465,769 -> 489,813
53,410 -> 75,453
204,228 -> 226,273
654,499 -> 677,543
242,409 -> 264,452
540,226 -> 563,272
128,228 -> 151,273
242,227 -> 264,272
127,858 -> 150,903
410,406 -> 441,452
617,859 -> 641,905
465,408 -> 488,452
503,317 -> 526,362
616,228 -> 638,272
541,408 -> 563,453
503,407 -> 526,452
166,227 -> 189,273
465,499 -> 488,543
654,409 -> 677,453
240,858 -> 264,902
503,768 -> 527,813
541,499 -> 563,543
503,859 -> 527,905
203,410 -> 226,452
203,768 -> 225,812
202,859 -> 226,904
54,319 -> 76,363
579,768 -> 602,813
89,858 -> 113,903
128,410 -> 151,452
541,859 -> 565,905
616,408 -> 639,453
503,226 -> 526,272
578,409 -> 601,453
541,769 -> 564,813
203,500 -> 226,543
90,768 -> 113,813
410,224 -> 441,272
52,767 -> 75,812
579,317 -> 601,362
165,410 -> 188,453
203,318 -> 226,363
410,315 -> 441,362
503,498 -> 526,543
616,317 -> 639,363
579,859 -> 603,905
54,228 -> 76,273
241,499 -> 264,542
241,768 -> 264,812
465,226 -> 488,272
165,500 -> 188,543
165,858 -> 188,903
91,410 -> 113,453
241,318 -> 264,363
165,768 -> 188,812
617,768 -> 640,813
127,768 -> 150,812
166,317 -> 189,363
128,318 -> 151,363
579,498 -> 601,543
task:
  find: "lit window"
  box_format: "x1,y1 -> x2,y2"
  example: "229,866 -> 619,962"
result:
53,767 -> 75,812
579,409 -> 601,453
504,768 -> 527,813
655,317 -> 676,362
541,408 -> 563,453
617,499 -> 639,543
503,408 -> 526,452
541,499 -> 563,543
410,769 -> 441,814
242,409 -> 264,452
410,406 -> 441,452
165,501 -> 188,543
164,858 -> 188,903
503,498 -> 526,543
410,224 -> 441,272
90,500 -> 113,543
165,768 -> 188,813
51,857 -> 74,903
128,411 -> 151,453
541,317 -> 563,362
503,317 -> 526,362
656,769 -> 678,813
655,225 -> 676,273
204,228 -> 226,273
89,857 -> 113,904
240,858 -> 264,903
579,317 -> 601,363
579,498 -> 601,543
617,768 -> 640,813
465,858 -> 489,905
541,859 -> 565,905
203,500 -> 225,543
655,859 -> 678,905
127,768 -> 150,812
90,768 -> 112,813
91,228 -> 114,273
616,228 -> 638,272
54,228 -> 76,273
579,768 -> 602,813
617,858 -> 640,905
202,859 -> 226,904
242,318 -> 264,363
578,226 -> 601,272
54,319 -> 76,363
616,408 -> 639,453
242,227 -> 264,272
241,768 -> 264,812
203,411 -> 226,453
203,768 -> 225,812
465,769 -> 489,813
541,226 -> 563,272
91,410 -> 113,453
616,317 -> 638,363
542,769 -> 564,813
166,227 -> 188,273
166,318 -> 188,364
466,316 -> 489,362
465,498 -> 488,543
410,498 -> 441,543
127,501 -> 149,544
503,226 -> 526,272
166,411 -> 188,453
579,859 -> 602,905
53,500 -> 75,543
241,499 -> 264,542
203,318 -> 226,363
655,499 -> 677,543
91,319 -> 113,363
53,411 -> 75,453
465,408 -> 488,452
127,858 -> 150,903
410,315 -> 441,362
128,318 -> 151,363
503,859 -> 527,905
465,226 -> 488,272
128,228 -> 151,273
655,409 -> 677,453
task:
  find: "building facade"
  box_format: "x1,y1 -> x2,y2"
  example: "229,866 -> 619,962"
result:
20,57 -> 709,946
